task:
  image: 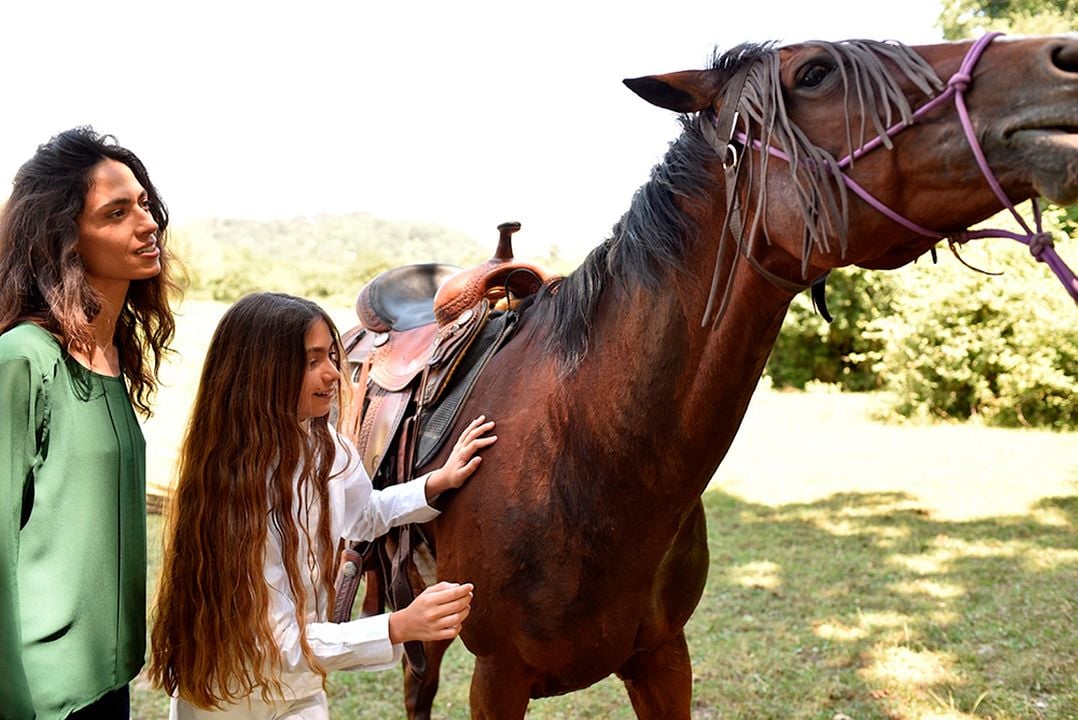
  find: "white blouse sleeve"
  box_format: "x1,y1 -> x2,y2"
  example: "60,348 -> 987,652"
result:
274,593 -> 403,673
328,431 -> 440,542
263,520 -> 402,673
263,508 -> 405,672
261,430 -> 443,677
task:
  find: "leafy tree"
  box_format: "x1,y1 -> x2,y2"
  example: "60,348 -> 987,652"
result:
177,213 -> 489,306
938,0 -> 1075,38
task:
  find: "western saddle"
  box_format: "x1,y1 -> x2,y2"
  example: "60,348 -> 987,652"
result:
331,222 -> 552,672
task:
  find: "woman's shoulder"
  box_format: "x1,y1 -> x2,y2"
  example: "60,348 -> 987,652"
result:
0,322 -> 62,366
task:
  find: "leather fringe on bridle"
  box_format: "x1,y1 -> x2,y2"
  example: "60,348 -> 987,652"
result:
700,40 -> 944,329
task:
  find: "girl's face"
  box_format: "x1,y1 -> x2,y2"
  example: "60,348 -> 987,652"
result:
298,318 -> 340,421
76,159 -> 161,294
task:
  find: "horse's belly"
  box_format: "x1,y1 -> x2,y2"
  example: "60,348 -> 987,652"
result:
453,499 -> 711,693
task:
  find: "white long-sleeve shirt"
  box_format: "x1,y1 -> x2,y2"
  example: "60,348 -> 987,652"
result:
267,428 -> 439,697
173,428 -> 440,719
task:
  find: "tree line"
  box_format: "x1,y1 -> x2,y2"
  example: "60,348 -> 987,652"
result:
173,213 -> 578,308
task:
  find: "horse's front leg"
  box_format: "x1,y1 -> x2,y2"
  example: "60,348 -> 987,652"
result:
616,630 -> 694,719
616,499 -> 707,718
402,638 -> 453,720
469,655 -> 533,720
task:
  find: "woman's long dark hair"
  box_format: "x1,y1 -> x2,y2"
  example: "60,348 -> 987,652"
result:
0,125 -> 179,415
149,292 -> 348,707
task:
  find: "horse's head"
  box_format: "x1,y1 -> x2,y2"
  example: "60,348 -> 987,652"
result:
625,35 -> 1078,283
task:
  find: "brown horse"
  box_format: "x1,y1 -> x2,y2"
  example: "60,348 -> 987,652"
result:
366,34 -> 1077,718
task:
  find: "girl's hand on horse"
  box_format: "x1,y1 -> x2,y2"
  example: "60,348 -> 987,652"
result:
388,581 -> 475,643
425,415 -> 497,501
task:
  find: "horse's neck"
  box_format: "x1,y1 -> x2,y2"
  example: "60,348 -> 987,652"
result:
557,257 -> 794,506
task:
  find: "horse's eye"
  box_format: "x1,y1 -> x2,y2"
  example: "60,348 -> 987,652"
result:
797,62 -> 832,88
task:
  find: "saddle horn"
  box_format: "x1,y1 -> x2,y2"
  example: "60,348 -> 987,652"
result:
496,221 -> 521,260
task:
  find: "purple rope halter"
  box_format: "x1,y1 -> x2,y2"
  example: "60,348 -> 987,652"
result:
739,32 -> 1078,302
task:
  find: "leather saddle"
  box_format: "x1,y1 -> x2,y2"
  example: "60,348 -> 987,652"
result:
331,223 -> 552,673
338,222 -> 550,473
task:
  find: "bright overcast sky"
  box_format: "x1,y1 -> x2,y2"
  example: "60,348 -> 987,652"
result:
0,0 -> 946,261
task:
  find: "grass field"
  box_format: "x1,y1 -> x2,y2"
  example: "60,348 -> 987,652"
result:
132,300 -> 1077,719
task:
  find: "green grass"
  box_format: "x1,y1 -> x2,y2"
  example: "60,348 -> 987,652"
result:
132,301 -> 1077,719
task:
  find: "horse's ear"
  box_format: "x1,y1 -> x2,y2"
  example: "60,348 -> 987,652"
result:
623,70 -> 720,113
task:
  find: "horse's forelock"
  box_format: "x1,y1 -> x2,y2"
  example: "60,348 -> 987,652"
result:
710,41 -> 779,74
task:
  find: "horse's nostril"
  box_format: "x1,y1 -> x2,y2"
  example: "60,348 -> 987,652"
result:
1050,41 -> 1078,73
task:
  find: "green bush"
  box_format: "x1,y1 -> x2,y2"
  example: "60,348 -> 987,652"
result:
882,240 -> 1077,430
767,218 -> 1077,430
767,268 -> 898,392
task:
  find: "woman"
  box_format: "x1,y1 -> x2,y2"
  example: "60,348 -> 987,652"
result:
0,127 -> 178,718
149,292 -> 496,718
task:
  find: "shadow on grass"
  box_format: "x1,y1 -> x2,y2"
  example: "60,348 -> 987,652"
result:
688,490 -> 1077,720
135,494 -> 1076,719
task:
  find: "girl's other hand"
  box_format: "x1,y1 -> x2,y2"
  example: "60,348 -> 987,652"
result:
387,581 -> 474,643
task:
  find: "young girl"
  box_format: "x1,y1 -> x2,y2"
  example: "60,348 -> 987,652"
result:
0,127 -> 178,718
148,292 -> 496,718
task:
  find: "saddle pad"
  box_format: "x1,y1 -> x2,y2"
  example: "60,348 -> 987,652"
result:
414,309 -> 519,468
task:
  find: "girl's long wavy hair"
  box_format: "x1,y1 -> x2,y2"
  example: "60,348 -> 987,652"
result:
0,126 -> 179,415
148,292 -> 349,707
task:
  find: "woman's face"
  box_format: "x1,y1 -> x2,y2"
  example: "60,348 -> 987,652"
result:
76,158 -> 161,294
298,318 -> 341,421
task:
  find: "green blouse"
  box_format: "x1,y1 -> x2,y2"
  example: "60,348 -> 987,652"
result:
0,323 -> 146,719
